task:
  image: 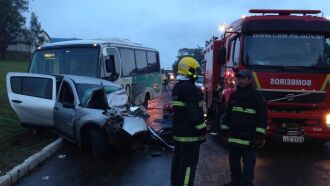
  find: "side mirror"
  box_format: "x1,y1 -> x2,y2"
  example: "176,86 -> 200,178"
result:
217,47 -> 226,65
105,58 -> 116,74
62,102 -> 75,109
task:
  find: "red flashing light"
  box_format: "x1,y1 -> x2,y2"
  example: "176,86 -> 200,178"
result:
249,9 -> 321,16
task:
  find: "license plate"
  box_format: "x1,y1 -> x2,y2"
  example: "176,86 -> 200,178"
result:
282,136 -> 304,143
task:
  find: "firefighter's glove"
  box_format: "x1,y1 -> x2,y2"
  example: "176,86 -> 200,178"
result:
252,139 -> 266,149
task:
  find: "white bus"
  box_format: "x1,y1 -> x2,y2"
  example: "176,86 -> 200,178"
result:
28,38 -> 162,107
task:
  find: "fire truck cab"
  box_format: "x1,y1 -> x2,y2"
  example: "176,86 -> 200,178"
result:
205,9 -> 330,143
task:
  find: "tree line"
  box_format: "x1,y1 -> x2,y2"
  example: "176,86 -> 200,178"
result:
0,0 -> 43,60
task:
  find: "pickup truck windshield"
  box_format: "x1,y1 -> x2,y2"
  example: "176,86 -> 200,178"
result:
244,33 -> 330,68
76,83 -> 121,106
29,47 -> 99,77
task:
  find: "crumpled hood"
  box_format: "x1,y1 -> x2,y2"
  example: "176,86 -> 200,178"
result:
106,89 -> 128,111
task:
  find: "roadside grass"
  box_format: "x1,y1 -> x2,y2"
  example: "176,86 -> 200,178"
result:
0,61 -> 55,175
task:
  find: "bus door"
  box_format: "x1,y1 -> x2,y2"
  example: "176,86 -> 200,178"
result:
102,47 -> 121,81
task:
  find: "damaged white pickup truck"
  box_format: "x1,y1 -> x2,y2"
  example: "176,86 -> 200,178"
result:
6,72 -> 152,157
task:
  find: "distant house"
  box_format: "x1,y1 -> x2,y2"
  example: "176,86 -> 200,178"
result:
6,30 -> 51,53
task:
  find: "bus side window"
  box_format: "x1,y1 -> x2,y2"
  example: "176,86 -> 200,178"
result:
120,49 -> 136,76
135,50 -> 148,73
147,51 -> 160,72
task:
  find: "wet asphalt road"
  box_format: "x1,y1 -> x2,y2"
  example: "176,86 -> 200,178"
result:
18,86 -> 330,186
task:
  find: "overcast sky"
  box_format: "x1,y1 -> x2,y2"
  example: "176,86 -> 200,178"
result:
29,0 -> 330,68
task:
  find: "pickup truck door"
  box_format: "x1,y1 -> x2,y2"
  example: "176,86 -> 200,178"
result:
6,72 -> 57,128
53,78 -> 77,140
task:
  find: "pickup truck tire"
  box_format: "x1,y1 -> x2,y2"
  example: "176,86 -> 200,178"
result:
90,128 -> 108,158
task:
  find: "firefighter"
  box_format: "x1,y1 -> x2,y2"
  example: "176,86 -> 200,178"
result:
171,56 -> 207,186
220,69 -> 267,186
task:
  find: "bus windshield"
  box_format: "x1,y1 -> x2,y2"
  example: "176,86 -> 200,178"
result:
29,47 -> 99,77
244,33 -> 330,68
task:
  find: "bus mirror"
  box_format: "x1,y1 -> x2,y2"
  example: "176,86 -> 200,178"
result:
105,56 -> 116,74
217,47 -> 226,65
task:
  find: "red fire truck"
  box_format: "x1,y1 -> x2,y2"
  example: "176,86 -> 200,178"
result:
204,9 -> 330,143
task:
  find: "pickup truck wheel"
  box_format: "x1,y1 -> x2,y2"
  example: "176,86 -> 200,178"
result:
90,128 -> 108,158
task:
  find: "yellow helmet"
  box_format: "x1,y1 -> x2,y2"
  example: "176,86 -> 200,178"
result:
177,57 -> 201,79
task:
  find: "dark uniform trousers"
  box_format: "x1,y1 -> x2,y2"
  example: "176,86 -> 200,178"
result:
229,145 -> 256,186
171,141 -> 200,186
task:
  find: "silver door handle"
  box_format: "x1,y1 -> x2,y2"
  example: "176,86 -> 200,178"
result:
12,100 -> 22,104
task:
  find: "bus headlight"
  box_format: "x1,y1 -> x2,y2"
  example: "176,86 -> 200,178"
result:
326,113 -> 330,128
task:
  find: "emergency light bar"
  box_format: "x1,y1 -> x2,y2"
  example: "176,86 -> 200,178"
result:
249,9 -> 321,16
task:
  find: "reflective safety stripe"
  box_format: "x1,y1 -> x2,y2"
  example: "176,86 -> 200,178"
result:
198,101 -> 203,107
172,101 -> 186,107
245,109 -> 256,114
232,107 -> 256,114
183,167 -> 191,186
228,138 -> 250,145
256,127 -> 266,134
232,106 -> 243,112
173,136 -> 205,142
220,124 -> 229,130
195,122 -> 206,130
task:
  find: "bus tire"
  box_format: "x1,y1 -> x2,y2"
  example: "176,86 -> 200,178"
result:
90,128 -> 108,158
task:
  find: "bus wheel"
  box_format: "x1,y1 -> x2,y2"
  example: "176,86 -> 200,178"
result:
143,93 -> 150,109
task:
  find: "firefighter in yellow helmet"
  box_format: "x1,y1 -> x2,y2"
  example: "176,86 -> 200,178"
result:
171,56 -> 206,186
